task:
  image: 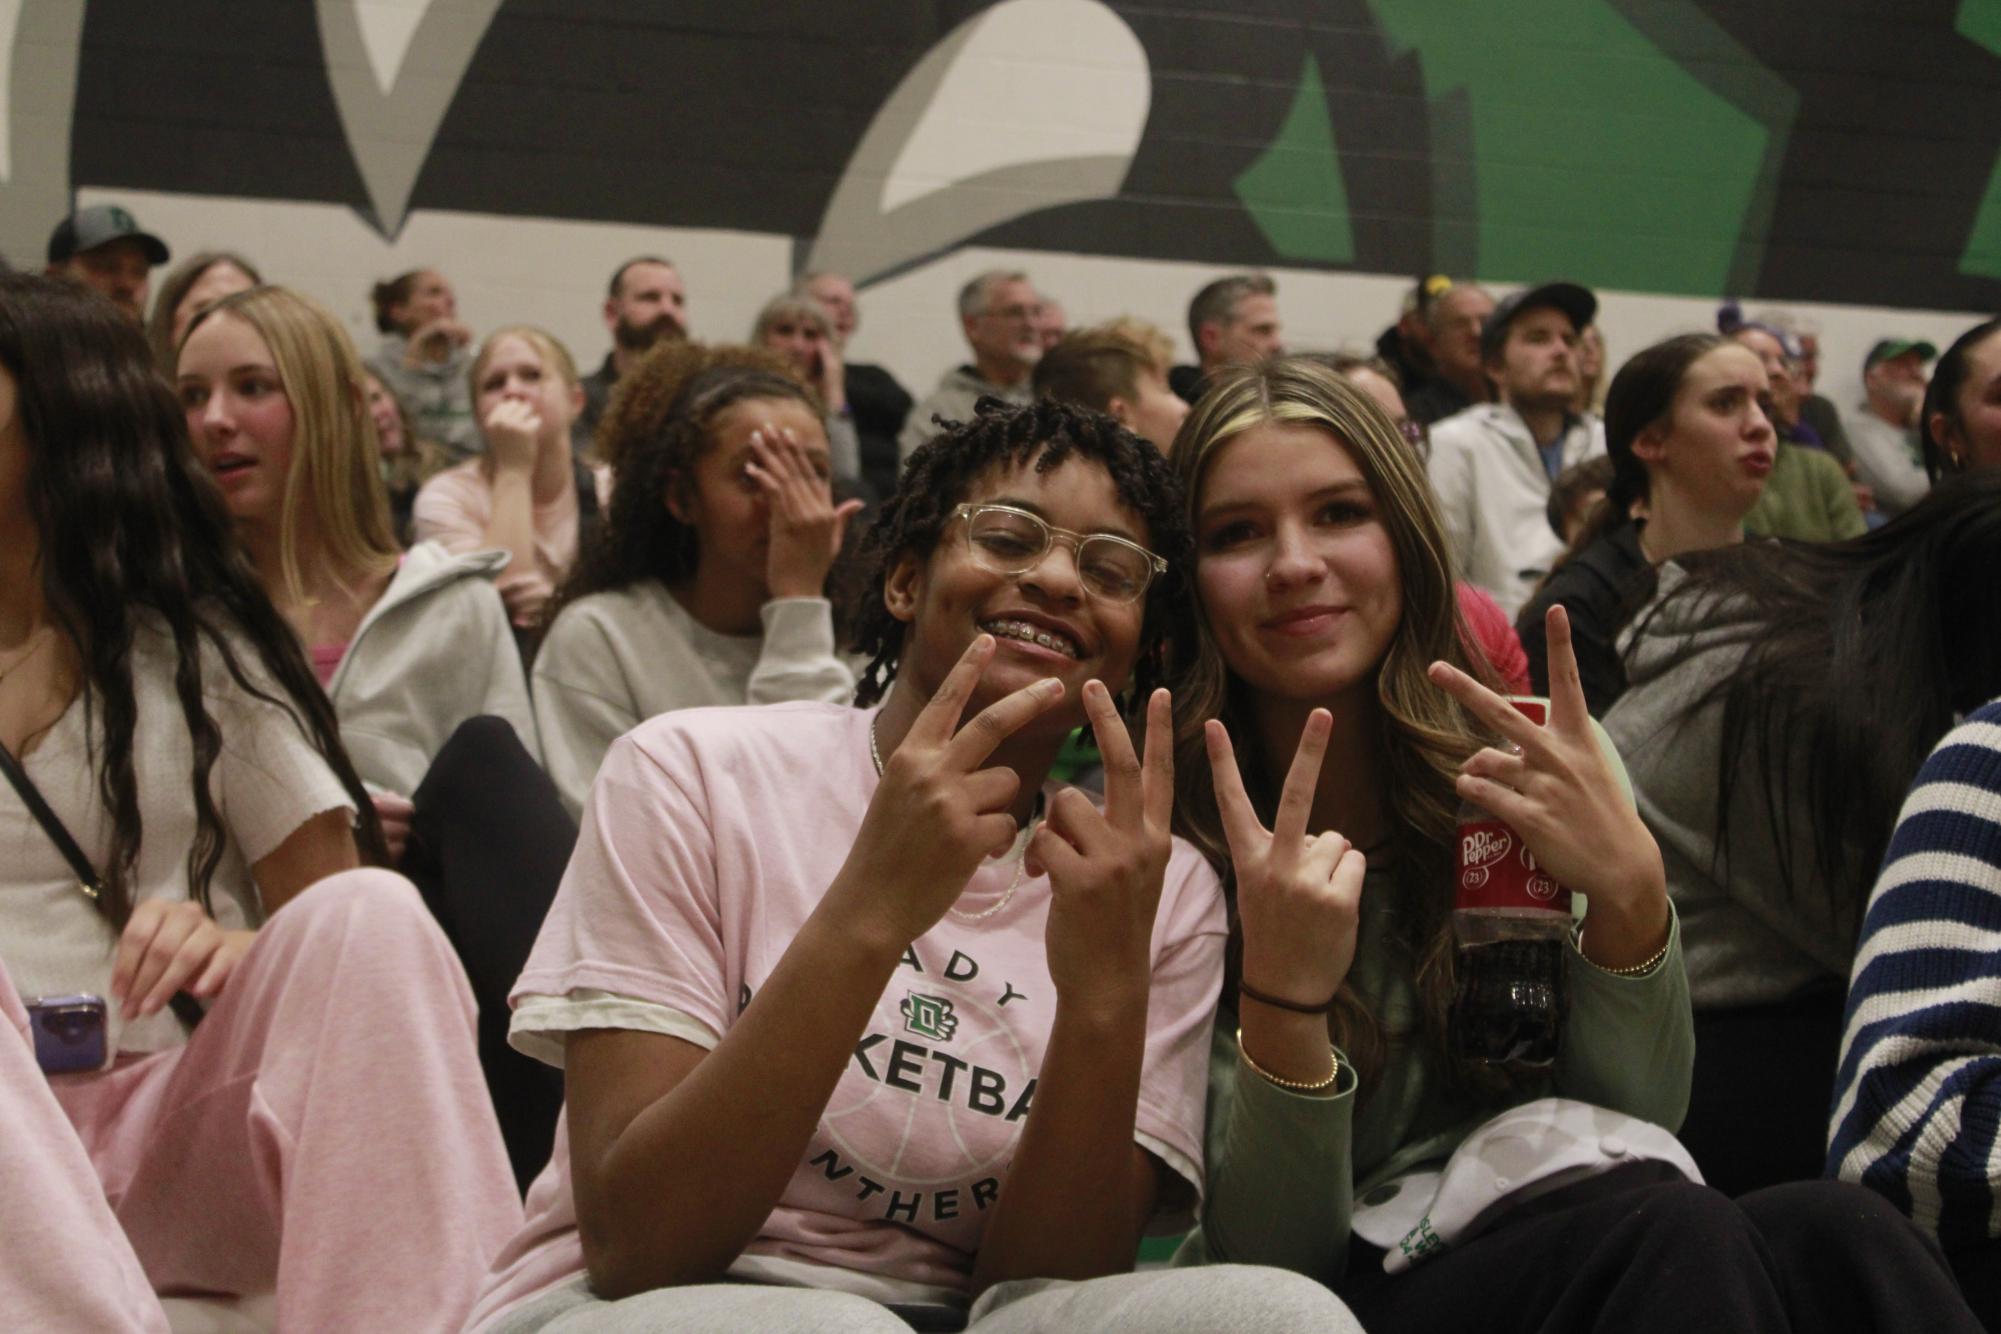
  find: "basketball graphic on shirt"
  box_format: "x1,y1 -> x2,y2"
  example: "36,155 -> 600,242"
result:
819,969 -> 1040,1187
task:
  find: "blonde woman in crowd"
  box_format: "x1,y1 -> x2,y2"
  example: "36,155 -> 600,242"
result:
751,291 -> 864,490
177,286 -> 536,852
413,325 -> 607,631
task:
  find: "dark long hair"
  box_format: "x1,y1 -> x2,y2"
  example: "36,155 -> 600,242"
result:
548,341 -> 820,622
1920,317 -> 2001,480
2,274 -> 382,926
1637,469 -> 2001,925
851,396 -> 1188,709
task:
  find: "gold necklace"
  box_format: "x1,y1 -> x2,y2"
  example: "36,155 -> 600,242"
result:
868,714 -> 1043,924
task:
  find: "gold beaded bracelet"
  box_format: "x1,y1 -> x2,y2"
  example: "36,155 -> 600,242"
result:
1236,1028 -> 1341,1093
1578,927 -> 1672,977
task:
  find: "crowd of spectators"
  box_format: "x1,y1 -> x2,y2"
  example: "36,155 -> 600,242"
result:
6,197 -> 2001,1333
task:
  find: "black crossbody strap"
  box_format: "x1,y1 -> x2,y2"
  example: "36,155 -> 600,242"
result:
0,738 -> 104,899
0,738 -> 206,1031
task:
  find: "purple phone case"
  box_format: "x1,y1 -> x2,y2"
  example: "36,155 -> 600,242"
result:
28,993 -> 107,1074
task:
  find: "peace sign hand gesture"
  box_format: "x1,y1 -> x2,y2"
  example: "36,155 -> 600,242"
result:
1033,683 -> 1177,1012
1427,605 -> 1668,964
1208,709 -> 1369,1010
834,635 -> 1066,948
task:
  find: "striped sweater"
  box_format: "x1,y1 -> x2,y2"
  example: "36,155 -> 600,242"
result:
1827,701 -> 2001,1248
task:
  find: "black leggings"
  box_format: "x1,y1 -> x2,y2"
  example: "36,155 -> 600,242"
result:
1342,1165 -> 1979,1333
1948,1235 -> 2001,1333
403,716 -> 575,1192
1681,985 -> 1848,1197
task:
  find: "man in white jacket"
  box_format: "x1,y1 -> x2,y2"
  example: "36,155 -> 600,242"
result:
1427,281 -> 1607,617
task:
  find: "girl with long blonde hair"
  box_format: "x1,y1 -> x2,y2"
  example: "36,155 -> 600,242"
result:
1167,357 -> 1976,1332
413,325 -> 605,630
179,287 -> 557,1184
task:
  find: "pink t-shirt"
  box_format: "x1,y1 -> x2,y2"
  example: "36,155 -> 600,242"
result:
409,459 -> 609,587
470,701 -> 1225,1323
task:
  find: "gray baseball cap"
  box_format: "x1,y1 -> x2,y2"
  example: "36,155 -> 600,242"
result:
47,204 -> 170,266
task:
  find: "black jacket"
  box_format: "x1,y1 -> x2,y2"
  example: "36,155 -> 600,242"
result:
1516,521 -> 1655,716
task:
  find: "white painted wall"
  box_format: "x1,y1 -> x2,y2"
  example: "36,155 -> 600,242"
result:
92,185 -> 1991,417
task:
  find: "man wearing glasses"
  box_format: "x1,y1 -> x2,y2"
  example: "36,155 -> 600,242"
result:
899,271 -> 1043,462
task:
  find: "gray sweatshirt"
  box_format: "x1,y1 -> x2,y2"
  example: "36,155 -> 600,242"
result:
327,541 -> 539,797
531,581 -> 857,817
896,366 -> 1032,461
1604,565 -> 1860,1008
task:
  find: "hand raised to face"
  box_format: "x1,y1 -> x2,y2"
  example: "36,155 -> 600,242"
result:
835,635 -> 1067,947
745,425 -> 861,600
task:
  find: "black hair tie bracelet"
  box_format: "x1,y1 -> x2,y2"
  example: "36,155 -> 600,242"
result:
1238,979 -> 1338,1014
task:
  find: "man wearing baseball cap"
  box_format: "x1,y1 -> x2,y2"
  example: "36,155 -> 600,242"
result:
45,203 -> 170,323
1426,280 -> 1606,616
1840,337 -> 1937,517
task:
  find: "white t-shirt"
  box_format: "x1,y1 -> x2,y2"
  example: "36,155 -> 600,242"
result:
0,622 -> 354,1056
470,701 -> 1225,1323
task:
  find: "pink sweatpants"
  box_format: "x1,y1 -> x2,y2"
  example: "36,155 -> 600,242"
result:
0,869 -> 524,1332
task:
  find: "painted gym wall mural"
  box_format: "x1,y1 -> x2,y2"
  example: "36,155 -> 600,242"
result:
6,0 -> 2000,311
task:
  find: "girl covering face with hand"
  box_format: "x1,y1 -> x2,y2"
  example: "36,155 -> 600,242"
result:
533,341 -> 863,819
469,398 -> 1358,1333
365,267 -> 480,457
1163,357 -> 1980,1334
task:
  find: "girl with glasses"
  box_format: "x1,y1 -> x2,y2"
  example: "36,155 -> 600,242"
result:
1164,356 -> 1978,1333
469,398 -> 1358,1332
533,342 -> 863,819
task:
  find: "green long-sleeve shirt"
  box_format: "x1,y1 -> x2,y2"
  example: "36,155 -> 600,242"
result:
1177,892 -> 1691,1284
1743,440 -> 1867,544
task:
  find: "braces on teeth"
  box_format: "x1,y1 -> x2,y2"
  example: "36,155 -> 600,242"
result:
984,620 -> 1079,657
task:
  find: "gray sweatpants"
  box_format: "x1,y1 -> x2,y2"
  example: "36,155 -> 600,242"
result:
487,1264 -> 1361,1333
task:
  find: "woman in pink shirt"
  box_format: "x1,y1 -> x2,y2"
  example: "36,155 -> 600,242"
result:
470,398 -> 1358,1331
0,272 -> 520,1332
413,326 -> 605,631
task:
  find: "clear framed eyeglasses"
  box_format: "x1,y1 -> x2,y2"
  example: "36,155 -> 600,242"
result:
951,503 -> 1167,605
